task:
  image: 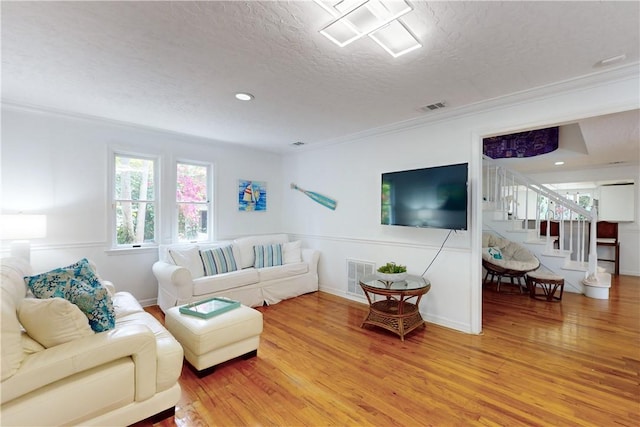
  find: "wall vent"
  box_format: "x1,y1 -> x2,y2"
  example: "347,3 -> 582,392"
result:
347,259 -> 375,297
419,101 -> 446,112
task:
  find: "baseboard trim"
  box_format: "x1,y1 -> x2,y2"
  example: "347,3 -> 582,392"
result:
319,286 -> 474,334
138,298 -> 158,307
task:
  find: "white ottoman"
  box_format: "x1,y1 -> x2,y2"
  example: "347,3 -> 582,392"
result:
165,304 -> 263,377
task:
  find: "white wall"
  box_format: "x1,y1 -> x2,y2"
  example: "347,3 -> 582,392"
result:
282,68 -> 640,333
2,68 -> 638,325
1,105 -> 283,305
282,120 -> 477,332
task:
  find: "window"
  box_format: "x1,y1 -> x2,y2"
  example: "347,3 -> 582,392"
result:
113,154 -> 157,246
176,162 -> 210,242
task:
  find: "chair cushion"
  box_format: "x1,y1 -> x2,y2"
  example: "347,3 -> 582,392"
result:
112,290 -> 145,319
21,332 -> 45,354
169,246 -> 205,279
482,233 -> 539,272
527,270 -> 563,281
192,268 -> 260,295
1,258 -> 32,381
200,246 -> 238,276
282,240 -> 302,264
258,262 -> 309,282
233,234 -> 289,269
253,244 -> 283,268
24,259 -> 115,332
1,287 -> 24,381
18,297 -> 93,348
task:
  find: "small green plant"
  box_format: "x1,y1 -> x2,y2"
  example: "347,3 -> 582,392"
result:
377,262 -> 407,274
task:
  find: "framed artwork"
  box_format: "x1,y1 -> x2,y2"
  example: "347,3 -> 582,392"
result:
238,179 -> 267,211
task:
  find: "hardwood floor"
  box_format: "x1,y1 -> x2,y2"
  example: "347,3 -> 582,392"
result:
139,275 -> 639,426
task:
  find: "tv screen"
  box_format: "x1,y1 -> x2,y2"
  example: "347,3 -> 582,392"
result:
381,163 -> 468,230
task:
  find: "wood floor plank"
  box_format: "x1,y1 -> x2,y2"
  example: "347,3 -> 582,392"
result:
136,274 -> 639,426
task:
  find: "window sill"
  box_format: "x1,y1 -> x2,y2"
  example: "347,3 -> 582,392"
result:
105,246 -> 158,256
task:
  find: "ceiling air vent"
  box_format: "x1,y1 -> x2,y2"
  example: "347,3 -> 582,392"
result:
419,101 -> 446,112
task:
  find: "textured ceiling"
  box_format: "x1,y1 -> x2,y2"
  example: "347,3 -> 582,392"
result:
2,1 -> 639,166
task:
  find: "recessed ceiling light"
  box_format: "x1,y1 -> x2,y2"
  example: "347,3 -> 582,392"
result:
235,92 -> 254,101
555,161 -> 565,166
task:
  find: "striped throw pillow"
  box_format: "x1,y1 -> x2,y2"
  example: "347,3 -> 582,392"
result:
253,244 -> 283,268
200,246 -> 238,276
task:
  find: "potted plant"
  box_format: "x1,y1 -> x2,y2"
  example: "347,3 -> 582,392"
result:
376,262 -> 408,282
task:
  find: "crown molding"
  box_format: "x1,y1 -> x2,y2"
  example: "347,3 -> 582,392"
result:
4,62 -> 638,156
298,62 -> 640,152
0,99 -> 272,154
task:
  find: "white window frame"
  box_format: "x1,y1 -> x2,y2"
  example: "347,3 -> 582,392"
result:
174,160 -> 213,243
108,149 -> 161,249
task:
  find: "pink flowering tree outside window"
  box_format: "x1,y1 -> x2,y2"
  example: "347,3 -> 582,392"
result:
177,163 -> 209,241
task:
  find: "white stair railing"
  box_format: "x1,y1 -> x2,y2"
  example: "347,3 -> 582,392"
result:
483,156 -> 600,282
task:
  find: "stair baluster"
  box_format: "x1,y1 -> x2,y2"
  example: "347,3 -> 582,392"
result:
482,156 -> 611,297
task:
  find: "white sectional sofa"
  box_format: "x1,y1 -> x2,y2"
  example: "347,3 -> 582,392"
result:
0,257 -> 183,427
153,234 -> 320,312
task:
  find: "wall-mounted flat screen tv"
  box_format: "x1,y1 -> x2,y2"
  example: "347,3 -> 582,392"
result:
381,163 -> 468,230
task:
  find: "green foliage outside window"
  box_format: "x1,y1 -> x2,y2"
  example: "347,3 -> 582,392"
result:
115,156 -> 155,245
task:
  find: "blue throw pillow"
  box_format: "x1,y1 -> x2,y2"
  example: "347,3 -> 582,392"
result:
24,259 -> 115,332
65,279 -> 115,332
200,246 -> 238,276
253,244 -> 283,268
486,247 -> 503,260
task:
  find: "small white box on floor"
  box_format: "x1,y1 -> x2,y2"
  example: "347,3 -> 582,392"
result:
165,303 -> 263,376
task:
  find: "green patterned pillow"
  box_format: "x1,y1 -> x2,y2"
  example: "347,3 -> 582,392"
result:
200,246 -> 238,276
253,244 -> 283,268
24,259 -> 115,332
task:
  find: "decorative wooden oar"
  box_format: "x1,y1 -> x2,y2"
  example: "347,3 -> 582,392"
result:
290,183 -> 337,210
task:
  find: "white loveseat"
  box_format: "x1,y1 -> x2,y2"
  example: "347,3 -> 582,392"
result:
1,257 -> 183,427
153,234 -> 319,312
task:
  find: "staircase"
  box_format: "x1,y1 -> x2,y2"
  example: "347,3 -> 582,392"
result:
482,156 -> 611,298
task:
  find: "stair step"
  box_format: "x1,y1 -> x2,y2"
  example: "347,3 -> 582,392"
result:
541,249 -> 572,258
525,239 -> 547,246
561,261 -> 606,273
583,272 -> 612,299
563,260 -> 589,271
583,272 -> 612,287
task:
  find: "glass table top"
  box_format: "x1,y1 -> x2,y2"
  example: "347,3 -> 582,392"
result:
360,274 -> 430,291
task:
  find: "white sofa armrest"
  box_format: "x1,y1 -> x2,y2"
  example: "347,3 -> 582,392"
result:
301,248 -> 320,273
152,261 -> 193,299
1,325 -> 157,404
